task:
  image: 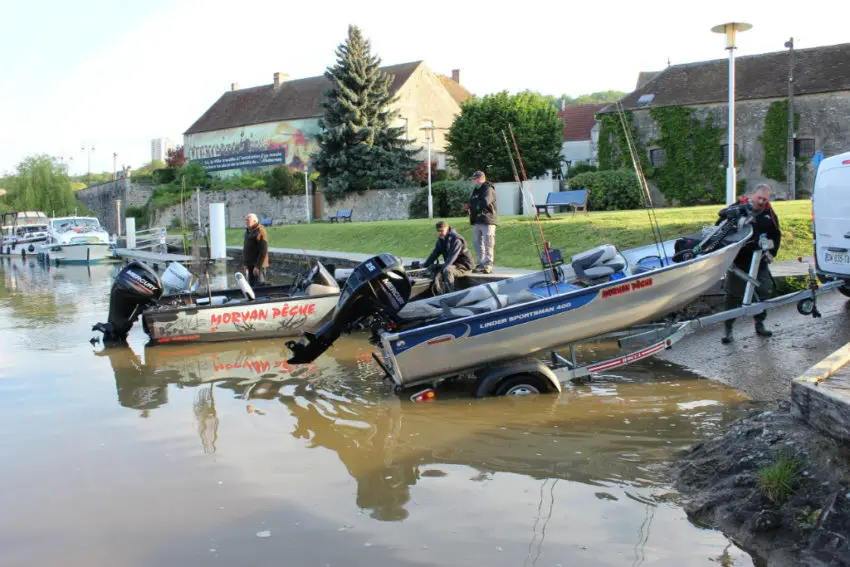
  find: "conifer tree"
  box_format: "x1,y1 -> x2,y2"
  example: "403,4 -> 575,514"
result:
313,25 -> 416,197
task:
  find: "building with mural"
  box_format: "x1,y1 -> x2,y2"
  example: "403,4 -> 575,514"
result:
183,62 -> 471,175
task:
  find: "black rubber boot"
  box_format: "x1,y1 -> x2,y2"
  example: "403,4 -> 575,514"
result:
721,320 -> 734,344
755,320 -> 773,338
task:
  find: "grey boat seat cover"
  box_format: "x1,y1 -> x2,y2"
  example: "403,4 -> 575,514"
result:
397,243 -> 629,323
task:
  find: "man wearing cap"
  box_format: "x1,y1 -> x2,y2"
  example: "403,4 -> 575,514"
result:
423,221 -> 474,294
464,170 -> 498,274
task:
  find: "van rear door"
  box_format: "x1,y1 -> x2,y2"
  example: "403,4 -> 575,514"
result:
813,154 -> 850,279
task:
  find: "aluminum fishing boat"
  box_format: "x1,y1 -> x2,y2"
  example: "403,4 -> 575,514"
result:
93,260 -> 341,345
286,203 -> 755,391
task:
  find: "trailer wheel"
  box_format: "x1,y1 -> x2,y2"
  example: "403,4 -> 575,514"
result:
797,298 -> 815,315
839,284 -> 850,298
493,374 -> 550,396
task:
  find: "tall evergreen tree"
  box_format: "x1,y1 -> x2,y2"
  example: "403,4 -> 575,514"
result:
313,25 -> 416,197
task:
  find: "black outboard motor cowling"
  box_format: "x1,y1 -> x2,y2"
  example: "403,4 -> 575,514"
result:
93,261 -> 163,344
287,254 -> 411,364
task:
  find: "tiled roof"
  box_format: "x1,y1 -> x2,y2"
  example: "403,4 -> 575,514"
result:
557,103 -> 608,141
184,61 -> 423,135
437,75 -> 473,105
601,42 -> 850,113
635,71 -> 661,90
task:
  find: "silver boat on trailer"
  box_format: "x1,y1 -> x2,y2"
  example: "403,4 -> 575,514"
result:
375,232 -> 750,391
286,202 -> 840,397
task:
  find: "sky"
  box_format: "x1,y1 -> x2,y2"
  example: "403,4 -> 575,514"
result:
0,0 -> 846,177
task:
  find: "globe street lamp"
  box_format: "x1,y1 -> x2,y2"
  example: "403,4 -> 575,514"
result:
711,22 -> 752,205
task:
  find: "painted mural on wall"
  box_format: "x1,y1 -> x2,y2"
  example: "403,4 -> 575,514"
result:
186,118 -> 321,173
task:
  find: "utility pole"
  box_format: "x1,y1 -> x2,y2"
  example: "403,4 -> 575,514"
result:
785,37 -> 796,200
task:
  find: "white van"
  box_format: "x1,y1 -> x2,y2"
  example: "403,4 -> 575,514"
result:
812,150 -> 850,289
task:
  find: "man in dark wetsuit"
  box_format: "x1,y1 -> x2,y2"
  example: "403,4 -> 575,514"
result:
423,221 -> 474,294
722,184 -> 782,344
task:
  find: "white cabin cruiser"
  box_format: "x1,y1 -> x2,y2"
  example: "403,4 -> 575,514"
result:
40,216 -> 112,264
0,212 -> 50,257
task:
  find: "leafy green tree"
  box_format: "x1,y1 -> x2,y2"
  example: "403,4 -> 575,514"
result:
445,91 -> 563,182
312,25 -> 417,198
1,155 -> 78,215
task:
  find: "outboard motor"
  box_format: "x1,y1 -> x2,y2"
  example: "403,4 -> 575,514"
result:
92,261 -> 163,344
287,254 -> 411,364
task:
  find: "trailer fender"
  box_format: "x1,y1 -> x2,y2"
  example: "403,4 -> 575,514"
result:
472,358 -> 561,398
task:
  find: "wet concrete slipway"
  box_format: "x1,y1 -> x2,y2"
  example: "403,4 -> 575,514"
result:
3,256 -> 807,567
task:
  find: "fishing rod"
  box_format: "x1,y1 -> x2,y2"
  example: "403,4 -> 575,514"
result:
508,125 -> 560,288
500,130 -> 552,288
614,102 -> 669,265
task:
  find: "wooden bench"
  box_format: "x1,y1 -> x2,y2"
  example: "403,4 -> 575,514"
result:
535,190 -> 589,218
328,209 -> 353,223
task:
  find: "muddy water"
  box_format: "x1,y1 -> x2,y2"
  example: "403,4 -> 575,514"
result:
0,257 -> 762,567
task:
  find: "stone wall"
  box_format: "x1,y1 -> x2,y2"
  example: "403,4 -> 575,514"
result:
75,178 -> 154,234
629,92 -> 850,201
151,187 -> 419,228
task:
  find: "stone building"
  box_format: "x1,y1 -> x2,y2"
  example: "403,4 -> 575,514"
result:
183,62 -> 471,175
599,42 -> 850,199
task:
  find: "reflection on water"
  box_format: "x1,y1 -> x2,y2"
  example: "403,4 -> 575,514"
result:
0,257 -> 762,567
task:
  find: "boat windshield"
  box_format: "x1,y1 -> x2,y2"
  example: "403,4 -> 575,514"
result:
53,218 -> 102,233
16,225 -> 48,236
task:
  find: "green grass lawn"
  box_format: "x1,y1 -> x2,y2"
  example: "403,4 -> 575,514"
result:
225,201 -> 814,270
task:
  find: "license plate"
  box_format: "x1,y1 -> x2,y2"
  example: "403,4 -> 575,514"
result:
825,251 -> 850,265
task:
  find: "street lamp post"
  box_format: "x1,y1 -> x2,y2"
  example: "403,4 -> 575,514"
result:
113,152 -> 118,180
785,37 -> 796,200
81,143 -> 95,182
711,22 -> 752,205
420,120 -> 436,219
304,165 -> 311,224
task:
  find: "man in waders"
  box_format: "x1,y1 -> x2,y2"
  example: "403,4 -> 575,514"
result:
722,184 -> 782,344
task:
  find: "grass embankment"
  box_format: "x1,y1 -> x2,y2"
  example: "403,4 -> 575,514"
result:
225,201 -> 813,270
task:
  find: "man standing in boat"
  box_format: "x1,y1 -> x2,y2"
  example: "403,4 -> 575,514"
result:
243,213 -> 269,287
464,170 -> 498,274
423,221 -> 474,294
721,184 -> 782,344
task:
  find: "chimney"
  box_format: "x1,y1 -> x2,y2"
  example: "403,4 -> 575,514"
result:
273,72 -> 288,87
231,82 -> 239,91
451,69 -> 460,83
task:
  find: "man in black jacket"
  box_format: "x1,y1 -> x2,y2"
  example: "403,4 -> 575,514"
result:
464,170 -> 498,274
423,221 -> 474,294
722,184 -> 782,344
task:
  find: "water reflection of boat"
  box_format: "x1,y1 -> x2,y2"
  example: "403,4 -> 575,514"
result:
95,336 -> 384,411
94,335 -> 746,523
274,373 -> 743,522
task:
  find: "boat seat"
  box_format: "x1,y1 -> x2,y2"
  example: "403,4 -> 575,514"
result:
398,283 -> 509,321
569,245 -> 627,281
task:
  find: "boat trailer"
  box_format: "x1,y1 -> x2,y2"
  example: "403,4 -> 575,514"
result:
403,254 -> 845,400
